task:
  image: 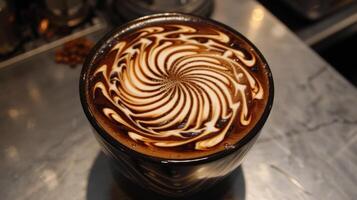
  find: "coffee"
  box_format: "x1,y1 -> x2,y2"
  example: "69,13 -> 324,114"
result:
84,18 -> 271,159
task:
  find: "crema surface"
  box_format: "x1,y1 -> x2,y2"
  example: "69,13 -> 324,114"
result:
86,22 -> 270,159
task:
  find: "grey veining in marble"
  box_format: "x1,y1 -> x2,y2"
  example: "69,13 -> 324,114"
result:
0,0 -> 356,200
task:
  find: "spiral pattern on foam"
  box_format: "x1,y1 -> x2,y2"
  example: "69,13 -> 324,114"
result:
92,24 -> 264,150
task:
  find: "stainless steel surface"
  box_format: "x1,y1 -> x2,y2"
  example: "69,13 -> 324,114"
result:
1,0 -> 357,200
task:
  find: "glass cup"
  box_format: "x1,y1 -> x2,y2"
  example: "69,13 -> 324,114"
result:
79,13 -> 274,198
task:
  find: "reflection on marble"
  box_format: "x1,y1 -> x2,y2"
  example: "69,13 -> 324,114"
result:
5,145 -> 19,161
40,169 -> 59,190
7,108 -> 21,120
28,83 -> 42,104
246,6 -> 265,41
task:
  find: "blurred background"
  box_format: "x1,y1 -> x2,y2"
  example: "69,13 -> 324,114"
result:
0,0 -> 356,86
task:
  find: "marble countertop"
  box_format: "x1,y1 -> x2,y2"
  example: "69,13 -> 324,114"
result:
1,0 -> 356,199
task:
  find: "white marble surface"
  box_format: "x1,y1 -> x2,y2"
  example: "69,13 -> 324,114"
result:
0,0 -> 356,200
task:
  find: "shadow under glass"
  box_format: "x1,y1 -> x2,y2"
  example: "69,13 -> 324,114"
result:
86,152 -> 246,200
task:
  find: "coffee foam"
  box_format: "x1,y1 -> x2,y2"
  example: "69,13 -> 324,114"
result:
87,22 -> 270,158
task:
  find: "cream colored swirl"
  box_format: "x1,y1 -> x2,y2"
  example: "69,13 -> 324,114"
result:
92,24 -> 264,150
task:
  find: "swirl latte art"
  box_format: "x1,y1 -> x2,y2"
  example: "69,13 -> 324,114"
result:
88,22 -> 270,158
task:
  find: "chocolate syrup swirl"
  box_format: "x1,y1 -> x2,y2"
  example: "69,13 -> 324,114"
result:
90,23 -> 266,152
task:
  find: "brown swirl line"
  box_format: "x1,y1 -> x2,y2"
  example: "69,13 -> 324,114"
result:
93,25 -> 263,150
